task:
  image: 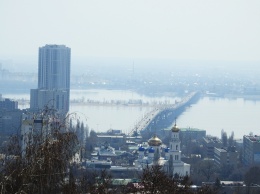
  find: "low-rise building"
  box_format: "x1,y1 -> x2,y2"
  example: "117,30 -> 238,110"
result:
96,135 -> 125,149
202,136 -> 222,158
0,109 -> 22,137
85,158 -> 112,169
179,127 -> 206,143
21,114 -> 50,155
0,98 -> 18,110
30,89 -> 69,114
214,147 -> 238,168
21,113 -> 67,156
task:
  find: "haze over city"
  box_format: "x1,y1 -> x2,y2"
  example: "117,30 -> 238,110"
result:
2,1 -> 260,193
1,0 -> 260,73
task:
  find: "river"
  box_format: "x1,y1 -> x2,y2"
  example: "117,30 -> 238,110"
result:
2,89 -> 260,139
177,96 -> 260,139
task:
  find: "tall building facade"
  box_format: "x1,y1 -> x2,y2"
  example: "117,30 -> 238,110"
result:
243,135 -> 260,165
38,45 -> 70,90
214,147 -> 238,168
30,45 -> 71,114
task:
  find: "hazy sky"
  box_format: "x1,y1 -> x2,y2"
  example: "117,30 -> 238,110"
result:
1,0 -> 260,63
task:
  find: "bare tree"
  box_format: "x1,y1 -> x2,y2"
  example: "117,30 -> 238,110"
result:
136,165 -> 215,194
168,155 -> 173,177
0,107 -> 79,193
228,131 -> 235,146
196,159 -> 217,182
77,169 -> 114,194
244,166 -> 260,194
153,148 -> 160,164
138,165 -> 179,194
221,129 -> 227,147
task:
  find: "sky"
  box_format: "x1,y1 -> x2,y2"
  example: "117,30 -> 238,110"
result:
0,0 -> 260,70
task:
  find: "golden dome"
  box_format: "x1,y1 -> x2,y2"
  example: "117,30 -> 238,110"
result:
171,123 -> 180,132
148,135 -> 162,146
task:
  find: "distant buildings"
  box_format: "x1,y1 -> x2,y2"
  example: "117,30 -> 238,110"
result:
95,129 -> 138,149
20,112 -> 68,157
135,123 -> 190,176
0,109 -> 22,136
21,115 -> 49,155
179,127 -> 206,143
30,89 -> 69,113
38,45 -> 70,90
0,97 -> 21,137
0,98 -> 18,110
202,136 -> 222,158
88,123 -> 191,177
214,147 -> 238,168
0,64 -> 10,80
85,158 -> 112,169
30,44 -> 71,114
243,135 -> 260,165
96,135 -> 125,150
92,142 -> 117,163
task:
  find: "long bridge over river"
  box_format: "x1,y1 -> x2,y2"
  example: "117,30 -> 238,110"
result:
129,92 -> 200,136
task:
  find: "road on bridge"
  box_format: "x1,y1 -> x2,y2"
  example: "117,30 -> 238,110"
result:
129,92 -> 198,135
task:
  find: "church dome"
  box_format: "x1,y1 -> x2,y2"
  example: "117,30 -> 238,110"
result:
148,147 -> 155,153
171,123 -> 180,132
138,146 -> 145,152
165,147 -> 170,153
148,135 -> 162,146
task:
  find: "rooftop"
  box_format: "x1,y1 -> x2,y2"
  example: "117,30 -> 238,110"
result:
215,147 -> 227,152
244,135 -> 260,143
97,135 -> 124,138
164,127 -> 206,132
203,136 -> 222,144
180,128 -> 206,132
44,44 -> 67,48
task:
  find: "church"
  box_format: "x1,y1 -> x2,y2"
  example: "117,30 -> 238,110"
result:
135,123 -> 190,176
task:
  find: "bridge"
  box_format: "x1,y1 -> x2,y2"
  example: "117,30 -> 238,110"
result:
129,92 -> 200,136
